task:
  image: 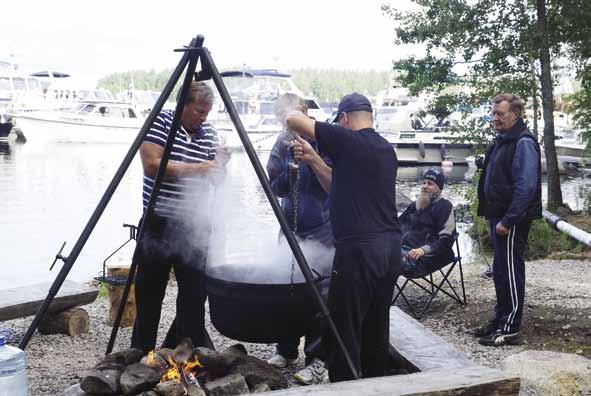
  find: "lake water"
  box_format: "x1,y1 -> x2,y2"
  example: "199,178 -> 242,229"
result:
0,139 -> 587,289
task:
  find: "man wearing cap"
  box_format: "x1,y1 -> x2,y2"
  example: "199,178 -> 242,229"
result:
286,92 -> 401,382
398,168 -> 456,278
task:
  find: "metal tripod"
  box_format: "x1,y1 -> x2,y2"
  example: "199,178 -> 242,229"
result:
19,34 -> 360,380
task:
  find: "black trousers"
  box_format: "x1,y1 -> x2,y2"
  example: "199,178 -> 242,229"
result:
131,214 -> 211,352
325,232 -> 401,382
490,218 -> 532,333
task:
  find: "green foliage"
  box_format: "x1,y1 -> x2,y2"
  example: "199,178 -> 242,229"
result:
289,68 -> 390,103
97,68 -> 391,104
97,69 -> 174,96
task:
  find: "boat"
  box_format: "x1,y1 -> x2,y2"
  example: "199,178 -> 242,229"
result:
13,102 -> 144,144
209,69 -> 328,152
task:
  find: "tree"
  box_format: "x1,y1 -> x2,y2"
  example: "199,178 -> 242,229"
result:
381,0 -> 591,209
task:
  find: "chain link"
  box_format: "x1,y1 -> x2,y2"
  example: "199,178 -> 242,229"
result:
287,129 -> 300,290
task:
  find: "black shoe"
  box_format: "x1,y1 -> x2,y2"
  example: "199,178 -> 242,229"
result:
469,319 -> 498,337
478,330 -> 521,347
481,268 -> 493,280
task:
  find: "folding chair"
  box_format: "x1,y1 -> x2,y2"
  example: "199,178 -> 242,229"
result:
392,238 -> 467,319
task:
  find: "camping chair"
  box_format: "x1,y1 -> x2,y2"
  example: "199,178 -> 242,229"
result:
392,238 -> 466,319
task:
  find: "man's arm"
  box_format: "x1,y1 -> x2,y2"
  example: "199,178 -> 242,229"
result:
140,142 -> 216,180
286,111 -> 316,140
409,201 -> 456,260
292,136 -> 332,193
500,138 -> 539,230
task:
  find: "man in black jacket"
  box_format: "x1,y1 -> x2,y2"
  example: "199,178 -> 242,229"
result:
475,93 -> 542,346
399,168 -> 456,278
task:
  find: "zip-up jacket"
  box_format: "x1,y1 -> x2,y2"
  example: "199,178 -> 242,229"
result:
399,196 -> 456,263
267,131 -> 332,236
477,118 -> 542,227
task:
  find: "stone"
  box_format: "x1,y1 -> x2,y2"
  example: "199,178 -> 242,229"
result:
251,383 -> 271,393
172,338 -> 194,364
80,369 -> 121,394
62,383 -> 88,396
204,373 -> 250,396
501,350 -> 591,396
98,348 -> 144,366
138,392 -> 159,396
186,382 -> 207,396
229,356 -> 287,390
194,347 -> 245,379
120,362 -> 161,395
154,380 -> 186,396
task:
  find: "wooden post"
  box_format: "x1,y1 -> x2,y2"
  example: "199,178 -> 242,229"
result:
107,263 -> 136,327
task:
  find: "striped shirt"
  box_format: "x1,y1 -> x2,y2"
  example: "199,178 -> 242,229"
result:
142,110 -> 218,219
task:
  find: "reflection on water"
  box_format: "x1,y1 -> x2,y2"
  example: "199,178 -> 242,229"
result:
0,140 -> 587,289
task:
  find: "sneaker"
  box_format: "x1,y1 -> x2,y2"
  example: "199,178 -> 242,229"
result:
294,358 -> 329,385
481,268 -> 493,280
469,318 -> 498,338
478,330 -> 521,346
267,353 -> 297,368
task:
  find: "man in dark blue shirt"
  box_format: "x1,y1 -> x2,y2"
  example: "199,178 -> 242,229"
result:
286,92 -> 401,382
266,93 -> 332,385
475,93 -> 542,347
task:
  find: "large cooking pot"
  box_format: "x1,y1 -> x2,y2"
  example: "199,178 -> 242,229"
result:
206,264 -> 330,343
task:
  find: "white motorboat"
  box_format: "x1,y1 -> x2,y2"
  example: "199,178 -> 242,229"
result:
14,102 -> 144,144
209,69 -> 327,152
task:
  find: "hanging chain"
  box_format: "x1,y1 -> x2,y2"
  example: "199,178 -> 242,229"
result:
287,129 -> 300,290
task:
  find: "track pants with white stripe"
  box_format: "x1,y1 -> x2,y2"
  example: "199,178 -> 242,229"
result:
490,218 -> 532,333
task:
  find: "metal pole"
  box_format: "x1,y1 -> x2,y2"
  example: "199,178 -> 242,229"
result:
202,49 -> 360,379
18,37 -> 197,351
543,209 -> 591,246
105,36 -> 203,354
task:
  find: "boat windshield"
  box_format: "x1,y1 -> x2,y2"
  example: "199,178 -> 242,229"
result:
71,103 -> 96,113
13,78 -> 26,91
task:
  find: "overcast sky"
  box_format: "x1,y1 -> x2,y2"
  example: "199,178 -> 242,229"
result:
1,0 -> 419,85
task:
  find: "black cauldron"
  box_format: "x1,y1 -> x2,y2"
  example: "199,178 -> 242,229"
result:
206,265 -> 329,343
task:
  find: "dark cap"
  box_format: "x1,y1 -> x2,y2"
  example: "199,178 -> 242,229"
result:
333,92 -> 373,122
423,168 -> 444,190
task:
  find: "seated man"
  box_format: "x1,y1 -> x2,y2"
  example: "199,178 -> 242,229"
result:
399,168 -> 456,278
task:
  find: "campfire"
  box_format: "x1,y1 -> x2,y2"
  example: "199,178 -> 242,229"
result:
66,338 -> 288,396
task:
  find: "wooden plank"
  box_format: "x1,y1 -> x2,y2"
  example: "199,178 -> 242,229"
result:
389,306 -> 475,372
258,366 -> 520,396
0,280 -> 98,321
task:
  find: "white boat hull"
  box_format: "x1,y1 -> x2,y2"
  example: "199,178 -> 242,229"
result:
15,113 -> 142,144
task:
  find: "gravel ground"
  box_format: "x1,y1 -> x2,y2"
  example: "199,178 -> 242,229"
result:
3,255 -> 591,395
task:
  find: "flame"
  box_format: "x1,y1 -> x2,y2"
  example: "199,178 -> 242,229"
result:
145,350 -> 203,384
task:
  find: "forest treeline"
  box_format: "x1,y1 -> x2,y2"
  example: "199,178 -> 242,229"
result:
97,68 -> 391,103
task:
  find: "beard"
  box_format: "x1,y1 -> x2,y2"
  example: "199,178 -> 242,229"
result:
416,190 -> 439,210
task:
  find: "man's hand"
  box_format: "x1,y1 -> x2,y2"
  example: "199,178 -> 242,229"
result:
291,136 -> 318,165
496,222 -> 510,236
216,146 -> 232,166
408,248 -> 425,260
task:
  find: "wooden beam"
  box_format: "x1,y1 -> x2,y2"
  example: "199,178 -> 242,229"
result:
258,366 -> 520,396
389,307 -> 476,372
0,280 -> 98,322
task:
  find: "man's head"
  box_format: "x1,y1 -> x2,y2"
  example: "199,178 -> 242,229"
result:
275,93 -> 307,126
181,81 -> 214,133
334,92 -> 373,130
416,168 -> 443,209
491,93 -> 523,132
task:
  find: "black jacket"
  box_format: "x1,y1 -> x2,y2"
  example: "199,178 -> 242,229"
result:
477,119 -> 542,223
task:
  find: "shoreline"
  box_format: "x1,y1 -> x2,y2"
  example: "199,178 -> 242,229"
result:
3,256 -> 590,395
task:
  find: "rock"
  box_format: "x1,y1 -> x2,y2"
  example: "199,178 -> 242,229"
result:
172,338 -> 194,364
194,347 -> 245,379
62,383 -> 88,396
251,383 -> 271,393
204,373 -> 250,396
120,363 -> 161,395
501,350 -> 591,396
139,392 -> 159,396
229,356 -> 287,390
98,348 -> 144,367
80,369 -> 121,394
154,380 -> 186,396
186,382 -> 207,396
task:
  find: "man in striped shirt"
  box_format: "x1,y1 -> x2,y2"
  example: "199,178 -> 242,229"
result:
131,81 -> 230,352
